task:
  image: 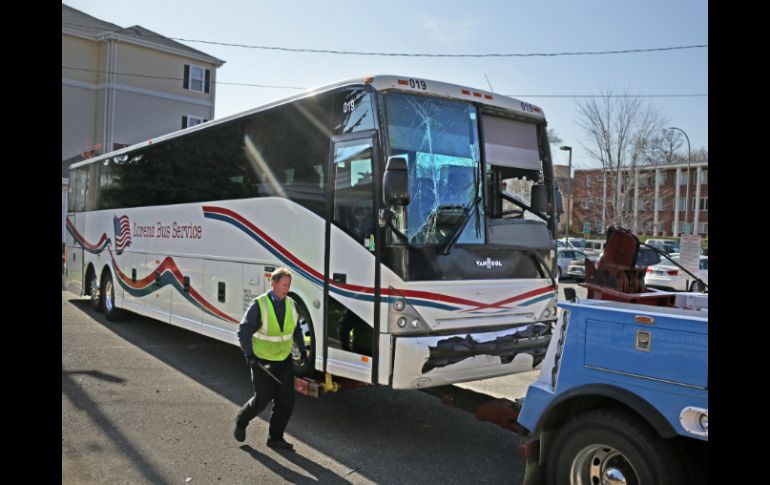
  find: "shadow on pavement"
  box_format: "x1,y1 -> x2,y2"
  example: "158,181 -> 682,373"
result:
62,366 -> 171,485
65,297 -> 526,484
240,444 -> 352,484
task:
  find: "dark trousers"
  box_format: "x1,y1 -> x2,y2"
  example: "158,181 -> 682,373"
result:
236,356 -> 295,440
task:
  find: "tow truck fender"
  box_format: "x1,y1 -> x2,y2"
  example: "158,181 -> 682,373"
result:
532,383 -> 677,439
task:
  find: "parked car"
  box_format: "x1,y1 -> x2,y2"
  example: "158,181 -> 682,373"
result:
645,238 -> 680,254
636,246 -> 663,267
583,239 -> 606,255
595,245 -> 661,269
567,253 -> 600,281
557,248 -> 586,278
557,237 -> 585,249
644,255 -> 708,291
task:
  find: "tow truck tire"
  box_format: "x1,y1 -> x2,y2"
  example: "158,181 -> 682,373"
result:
290,297 -> 316,377
546,408 -> 683,485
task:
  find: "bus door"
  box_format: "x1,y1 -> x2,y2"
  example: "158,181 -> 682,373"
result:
324,133 -> 379,383
65,167 -> 88,294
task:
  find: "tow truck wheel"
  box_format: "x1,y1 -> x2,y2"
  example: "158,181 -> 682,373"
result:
546,408 -> 683,485
290,297 -> 316,377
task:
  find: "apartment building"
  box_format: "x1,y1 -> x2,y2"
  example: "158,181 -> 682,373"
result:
571,162 -> 708,237
62,4 -> 225,241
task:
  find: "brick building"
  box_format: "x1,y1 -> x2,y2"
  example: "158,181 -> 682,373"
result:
571,162 -> 708,237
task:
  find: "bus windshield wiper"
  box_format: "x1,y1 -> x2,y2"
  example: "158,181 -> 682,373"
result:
438,195 -> 481,255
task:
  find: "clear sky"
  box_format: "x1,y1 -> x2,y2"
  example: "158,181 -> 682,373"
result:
62,0 -> 708,170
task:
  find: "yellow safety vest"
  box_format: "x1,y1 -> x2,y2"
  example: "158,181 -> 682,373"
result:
251,293 -> 297,361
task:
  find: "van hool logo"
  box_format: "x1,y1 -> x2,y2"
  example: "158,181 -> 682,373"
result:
113,215 -> 132,255
476,257 -> 502,269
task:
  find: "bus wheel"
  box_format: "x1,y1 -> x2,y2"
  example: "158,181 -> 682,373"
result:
101,272 -> 123,322
546,408 -> 683,485
88,268 -> 103,312
290,298 -> 316,377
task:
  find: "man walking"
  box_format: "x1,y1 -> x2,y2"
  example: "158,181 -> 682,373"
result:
234,267 -> 307,450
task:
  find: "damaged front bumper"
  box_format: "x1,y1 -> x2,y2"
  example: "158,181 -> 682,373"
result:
391,322 -> 552,389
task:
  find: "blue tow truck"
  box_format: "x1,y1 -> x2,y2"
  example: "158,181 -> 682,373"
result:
517,227 -> 708,484
419,227 -> 708,484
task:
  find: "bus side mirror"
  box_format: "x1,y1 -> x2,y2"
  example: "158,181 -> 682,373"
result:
531,184 -> 548,213
383,156 -> 410,206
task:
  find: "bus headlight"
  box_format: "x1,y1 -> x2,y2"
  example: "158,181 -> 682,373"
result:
388,286 -> 431,334
539,303 -> 558,320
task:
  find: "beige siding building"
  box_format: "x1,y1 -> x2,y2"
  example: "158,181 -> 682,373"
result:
62,4 -> 225,241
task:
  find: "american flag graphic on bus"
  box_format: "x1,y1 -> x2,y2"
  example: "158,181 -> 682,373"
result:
113,215 -> 132,255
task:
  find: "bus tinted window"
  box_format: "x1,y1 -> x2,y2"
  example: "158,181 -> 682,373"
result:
244,94 -> 332,216
92,91 -> 334,217
333,87 -> 375,134
70,166 -> 88,212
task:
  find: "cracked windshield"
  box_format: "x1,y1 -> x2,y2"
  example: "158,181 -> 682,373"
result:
384,92 -> 483,247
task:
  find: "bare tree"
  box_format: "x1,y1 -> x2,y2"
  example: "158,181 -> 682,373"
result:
547,128 -> 562,147
691,147 -> 708,165
643,129 -> 684,166
576,91 -> 664,229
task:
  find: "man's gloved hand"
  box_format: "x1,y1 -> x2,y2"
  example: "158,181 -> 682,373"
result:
300,350 -> 308,362
246,354 -> 259,366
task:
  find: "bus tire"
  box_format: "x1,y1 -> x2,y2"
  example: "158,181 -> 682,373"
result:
87,266 -> 103,312
545,408 -> 683,485
291,297 -> 316,377
101,271 -> 124,322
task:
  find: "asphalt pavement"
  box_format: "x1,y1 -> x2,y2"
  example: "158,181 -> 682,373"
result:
62,282 -> 586,484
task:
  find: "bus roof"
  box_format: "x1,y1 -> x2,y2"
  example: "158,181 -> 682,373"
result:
70,74 -> 546,170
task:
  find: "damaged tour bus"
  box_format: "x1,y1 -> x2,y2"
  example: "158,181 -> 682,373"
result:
65,75 -> 560,390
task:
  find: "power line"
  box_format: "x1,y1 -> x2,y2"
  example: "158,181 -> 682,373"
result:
169,39 -> 707,58
62,66 -> 707,98
63,23 -> 706,58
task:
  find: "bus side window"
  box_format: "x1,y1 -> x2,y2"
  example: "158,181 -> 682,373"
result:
333,88 -> 374,135
333,143 -> 374,244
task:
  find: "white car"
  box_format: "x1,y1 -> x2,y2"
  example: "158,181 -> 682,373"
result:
644,255 -> 708,291
557,248 -> 585,279
567,254 -> 600,281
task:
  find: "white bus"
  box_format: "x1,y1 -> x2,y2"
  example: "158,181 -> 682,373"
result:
65,75 -> 561,390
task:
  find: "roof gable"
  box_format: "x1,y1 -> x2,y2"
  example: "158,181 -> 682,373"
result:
62,4 -> 223,65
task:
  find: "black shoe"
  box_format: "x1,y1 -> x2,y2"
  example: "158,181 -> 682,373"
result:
234,422 -> 246,442
266,437 -> 294,451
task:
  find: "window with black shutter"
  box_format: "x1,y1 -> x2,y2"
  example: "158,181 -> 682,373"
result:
184,64 -> 206,93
